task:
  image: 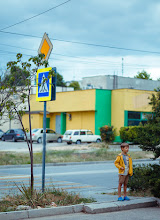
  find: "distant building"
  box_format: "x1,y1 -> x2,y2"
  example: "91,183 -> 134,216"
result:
21,88 -> 154,142
80,75 -> 160,91
31,86 -> 74,94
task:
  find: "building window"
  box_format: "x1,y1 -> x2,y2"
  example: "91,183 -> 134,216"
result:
127,111 -> 152,126
128,111 -> 140,120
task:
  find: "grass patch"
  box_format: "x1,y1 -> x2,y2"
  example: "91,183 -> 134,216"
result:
0,149 -> 154,165
88,142 -> 109,148
0,184 -> 96,212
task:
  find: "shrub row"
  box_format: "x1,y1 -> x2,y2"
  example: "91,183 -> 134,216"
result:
128,164 -> 160,198
119,126 -> 142,144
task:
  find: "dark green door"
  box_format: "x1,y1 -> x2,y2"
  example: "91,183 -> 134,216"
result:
46,118 -> 50,128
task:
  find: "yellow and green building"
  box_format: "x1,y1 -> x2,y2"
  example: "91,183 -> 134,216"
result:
22,88 -> 153,142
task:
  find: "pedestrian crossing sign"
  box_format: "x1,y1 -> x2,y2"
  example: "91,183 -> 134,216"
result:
36,67 -> 52,101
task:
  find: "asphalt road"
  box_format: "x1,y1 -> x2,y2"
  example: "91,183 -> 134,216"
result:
0,160 -> 159,201
23,208 -> 160,220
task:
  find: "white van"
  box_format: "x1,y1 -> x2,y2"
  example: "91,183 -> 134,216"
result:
62,129 -> 101,144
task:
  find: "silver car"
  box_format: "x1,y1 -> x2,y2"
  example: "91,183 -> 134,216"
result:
25,128 -> 62,143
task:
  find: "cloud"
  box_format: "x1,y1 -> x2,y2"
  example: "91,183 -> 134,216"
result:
0,0 -> 160,81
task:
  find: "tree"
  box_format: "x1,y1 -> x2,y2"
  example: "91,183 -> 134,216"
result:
2,66 -> 30,86
134,70 -> 152,80
0,53 -> 54,196
68,81 -> 81,90
56,73 -> 66,87
138,88 -> 160,158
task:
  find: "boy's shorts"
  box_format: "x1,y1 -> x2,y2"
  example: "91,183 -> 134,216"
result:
119,175 -> 129,185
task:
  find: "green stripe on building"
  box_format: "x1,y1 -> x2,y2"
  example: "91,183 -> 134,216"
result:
95,89 -> 111,135
61,113 -> 66,134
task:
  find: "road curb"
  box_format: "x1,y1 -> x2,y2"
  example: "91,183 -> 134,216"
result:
83,198 -> 157,214
0,158 -> 159,169
0,198 -> 158,220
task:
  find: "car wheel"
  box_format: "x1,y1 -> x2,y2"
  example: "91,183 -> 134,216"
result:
96,139 -> 101,143
37,137 -> 42,144
57,137 -> 62,143
2,136 -> 5,141
76,140 -> 81,145
67,142 -> 72,145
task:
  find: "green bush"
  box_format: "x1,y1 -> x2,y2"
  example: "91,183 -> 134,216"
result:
99,125 -> 115,143
150,178 -> 160,198
128,164 -> 160,198
119,127 -> 129,142
138,123 -> 160,158
119,126 -> 142,144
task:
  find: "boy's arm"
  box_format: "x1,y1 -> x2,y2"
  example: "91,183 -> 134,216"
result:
114,156 -> 122,169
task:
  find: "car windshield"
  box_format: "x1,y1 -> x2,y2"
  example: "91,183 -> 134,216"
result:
32,129 -> 39,133
64,131 -> 73,135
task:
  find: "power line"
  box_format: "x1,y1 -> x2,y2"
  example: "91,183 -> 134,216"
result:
0,46 -> 158,70
0,41 -> 159,68
0,0 -> 72,31
1,30 -> 160,55
0,52 -> 155,71
0,43 -> 37,51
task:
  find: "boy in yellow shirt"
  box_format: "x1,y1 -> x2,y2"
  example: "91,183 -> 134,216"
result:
114,143 -> 133,201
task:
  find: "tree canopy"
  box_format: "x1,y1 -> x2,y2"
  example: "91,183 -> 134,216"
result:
138,88 -> 160,158
2,66 -> 30,86
134,70 -> 152,80
68,81 -> 81,90
56,73 -> 66,87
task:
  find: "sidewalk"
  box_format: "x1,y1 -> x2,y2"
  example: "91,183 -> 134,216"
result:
0,197 -> 159,220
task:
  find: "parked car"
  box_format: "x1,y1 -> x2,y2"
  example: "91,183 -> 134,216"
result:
1,129 -> 25,142
0,129 -> 4,139
62,129 -> 102,144
24,128 -> 62,143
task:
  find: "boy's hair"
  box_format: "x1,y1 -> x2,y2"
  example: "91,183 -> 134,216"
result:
120,143 -> 129,149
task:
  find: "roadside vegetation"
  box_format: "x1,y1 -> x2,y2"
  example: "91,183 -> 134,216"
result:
104,163 -> 160,198
0,185 -> 95,212
0,148 -> 153,165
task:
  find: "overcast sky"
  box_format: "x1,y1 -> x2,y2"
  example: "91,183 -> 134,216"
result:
1,0 -> 160,81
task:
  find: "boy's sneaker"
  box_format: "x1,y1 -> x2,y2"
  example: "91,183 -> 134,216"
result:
118,197 -> 124,201
124,196 -> 130,201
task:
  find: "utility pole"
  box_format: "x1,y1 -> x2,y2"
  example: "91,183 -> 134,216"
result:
122,57 -> 124,76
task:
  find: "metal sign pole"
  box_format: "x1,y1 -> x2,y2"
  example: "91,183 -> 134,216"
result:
42,101 -> 46,192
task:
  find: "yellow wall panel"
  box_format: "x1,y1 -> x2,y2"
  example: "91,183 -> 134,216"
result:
22,114 -> 29,130
49,113 -> 55,130
22,114 -> 43,130
30,90 -> 95,113
111,89 -> 154,135
66,111 -> 95,134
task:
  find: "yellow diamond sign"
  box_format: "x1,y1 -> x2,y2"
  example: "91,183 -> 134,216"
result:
38,32 -> 53,60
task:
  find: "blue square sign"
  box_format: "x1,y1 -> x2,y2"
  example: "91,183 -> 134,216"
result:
36,67 -> 52,101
